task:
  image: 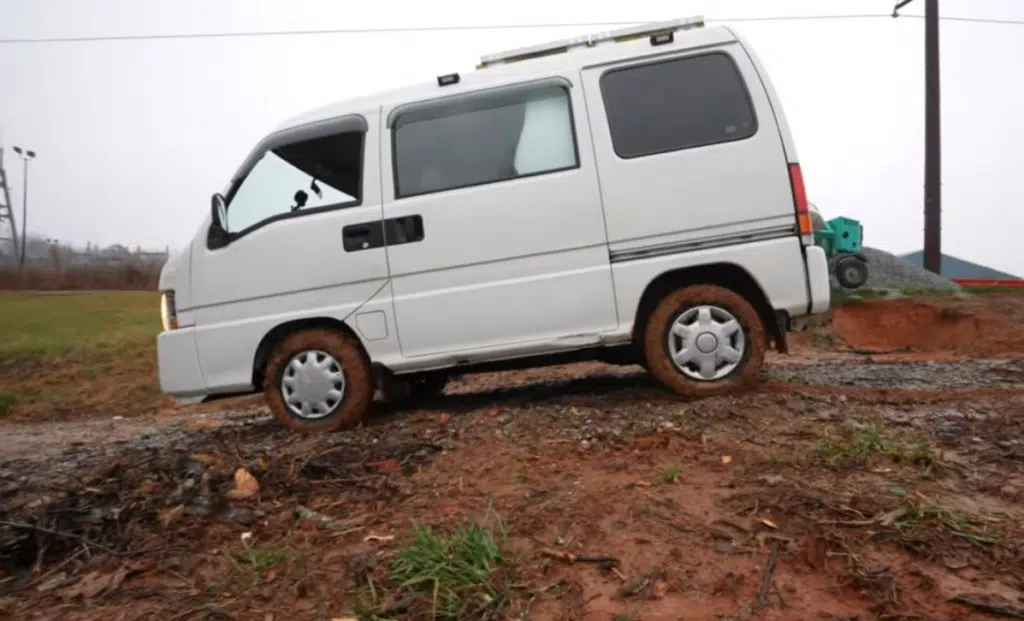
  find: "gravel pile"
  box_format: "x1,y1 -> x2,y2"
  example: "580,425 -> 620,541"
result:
769,359 -> 1024,390
837,246 -> 960,292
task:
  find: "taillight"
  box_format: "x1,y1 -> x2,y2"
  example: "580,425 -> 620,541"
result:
788,163 -> 814,245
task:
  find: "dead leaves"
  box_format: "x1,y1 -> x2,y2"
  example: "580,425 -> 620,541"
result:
60,566 -> 127,599
226,468 -> 260,500
159,504 -> 185,528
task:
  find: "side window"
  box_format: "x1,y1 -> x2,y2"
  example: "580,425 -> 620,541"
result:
225,130 -> 363,234
600,52 -> 757,159
392,83 -> 578,198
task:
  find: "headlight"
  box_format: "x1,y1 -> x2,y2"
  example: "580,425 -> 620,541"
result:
160,291 -> 178,332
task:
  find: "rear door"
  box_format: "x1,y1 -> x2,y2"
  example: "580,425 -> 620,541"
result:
581,46 -> 797,254
379,75 -> 618,359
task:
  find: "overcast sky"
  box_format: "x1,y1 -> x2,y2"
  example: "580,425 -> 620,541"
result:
1,0 -> 1022,276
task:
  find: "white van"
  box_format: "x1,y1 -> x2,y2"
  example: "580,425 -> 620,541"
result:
157,16 -> 831,432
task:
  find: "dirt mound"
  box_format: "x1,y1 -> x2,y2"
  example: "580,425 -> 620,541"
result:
830,298 -> 1024,355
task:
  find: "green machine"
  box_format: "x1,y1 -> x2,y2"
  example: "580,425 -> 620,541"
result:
808,203 -> 869,289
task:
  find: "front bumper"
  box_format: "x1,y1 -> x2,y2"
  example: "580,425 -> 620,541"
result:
157,327 -> 206,398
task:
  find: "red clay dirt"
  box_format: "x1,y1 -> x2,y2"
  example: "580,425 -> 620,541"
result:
831,298 -> 1024,354
1,293 -> 1023,621
792,293 -> 1024,357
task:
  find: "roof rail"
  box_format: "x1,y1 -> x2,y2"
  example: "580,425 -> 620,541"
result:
478,15 -> 705,69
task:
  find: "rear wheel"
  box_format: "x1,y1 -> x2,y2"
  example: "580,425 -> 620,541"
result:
642,284 -> 766,398
263,328 -> 373,433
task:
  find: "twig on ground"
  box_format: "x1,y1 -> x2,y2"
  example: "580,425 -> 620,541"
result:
540,549 -> 619,566
753,541 -> 781,613
0,520 -> 121,556
27,547 -> 84,589
840,346 -> 912,356
949,595 -> 1024,619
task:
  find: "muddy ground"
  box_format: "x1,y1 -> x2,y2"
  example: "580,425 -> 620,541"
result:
2,294 -> 1024,621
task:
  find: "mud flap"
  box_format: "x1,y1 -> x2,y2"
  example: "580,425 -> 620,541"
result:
773,310 -> 790,354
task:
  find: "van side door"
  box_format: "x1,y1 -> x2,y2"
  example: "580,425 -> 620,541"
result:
189,112 -> 391,391
379,75 -> 618,360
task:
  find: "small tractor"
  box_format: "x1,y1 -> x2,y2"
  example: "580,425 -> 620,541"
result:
808,202 -> 869,290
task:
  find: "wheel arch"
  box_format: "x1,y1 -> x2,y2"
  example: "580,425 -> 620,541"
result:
251,317 -> 369,389
631,262 -> 784,352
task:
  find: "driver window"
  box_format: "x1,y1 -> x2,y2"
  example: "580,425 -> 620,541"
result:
225,130 -> 363,234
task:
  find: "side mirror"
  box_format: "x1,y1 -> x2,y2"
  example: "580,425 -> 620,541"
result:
292,190 -> 308,212
211,193 -> 228,231
208,193 -> 230,250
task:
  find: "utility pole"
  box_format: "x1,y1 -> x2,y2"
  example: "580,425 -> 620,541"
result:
0,141 -> 18,263
894,0 -> 942,275
12,146 -> 36,269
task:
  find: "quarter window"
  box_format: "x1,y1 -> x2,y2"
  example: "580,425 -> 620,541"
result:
600,53 -> 757,159
392,83 -> 578,198
225,130 -> 363,234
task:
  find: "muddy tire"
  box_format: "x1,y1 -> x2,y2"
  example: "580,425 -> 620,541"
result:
642,284 -> 766,398
263,328 -> 373,433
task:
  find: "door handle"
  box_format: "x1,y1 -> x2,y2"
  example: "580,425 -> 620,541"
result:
343,221 -> 384,252
344,224 -> 371,237
386,215 -> 424,245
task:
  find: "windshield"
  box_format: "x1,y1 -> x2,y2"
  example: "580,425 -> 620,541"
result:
224,131 -> 362,234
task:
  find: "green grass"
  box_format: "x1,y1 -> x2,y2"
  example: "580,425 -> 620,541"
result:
384,520 -> 511,621
244,546 -> 293,570
0,392 -> 15,416
660,465 -> 682,484
0,291 -> 159,360
816,422 -> 934,470
832,284 -> 1023,306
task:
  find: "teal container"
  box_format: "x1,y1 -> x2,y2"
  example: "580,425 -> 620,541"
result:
814,216 -> 864,258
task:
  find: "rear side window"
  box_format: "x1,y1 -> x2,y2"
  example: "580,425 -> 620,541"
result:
600,52 -> 757,159
392,83 -> 578,198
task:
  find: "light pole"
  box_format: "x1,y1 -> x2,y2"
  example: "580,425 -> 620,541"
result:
12,146 -> 35,269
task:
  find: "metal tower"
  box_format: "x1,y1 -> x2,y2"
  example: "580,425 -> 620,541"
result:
0,144 -> 19,263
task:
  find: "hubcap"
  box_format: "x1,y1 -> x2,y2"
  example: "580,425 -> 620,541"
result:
667,305 -> 746,381
281,350 -> 346,419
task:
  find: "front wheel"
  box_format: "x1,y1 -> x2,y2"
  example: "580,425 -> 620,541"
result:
642,284 -> 766,398
263,328 -> 374,433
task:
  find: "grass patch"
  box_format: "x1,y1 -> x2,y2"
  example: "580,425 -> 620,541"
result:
816,422 -> 934,470
817,421 -> 887,468
246,547 -> 292,570
0,291 -> 159,361
832,284 -> 1021,306
660,465 -> 681,484
369,519 -> 513,621
0,392 -> 16,416
0,292 -> 166,421
888,498 -> 1006,552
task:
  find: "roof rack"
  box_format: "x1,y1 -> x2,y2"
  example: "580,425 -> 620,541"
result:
478,15 -> 705,69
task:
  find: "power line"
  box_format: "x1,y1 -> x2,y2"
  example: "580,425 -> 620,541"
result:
2,11 -> 1022,45
0,15 -> 886,44
2,13 -> 1021,45
933,15 -> 1024,25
